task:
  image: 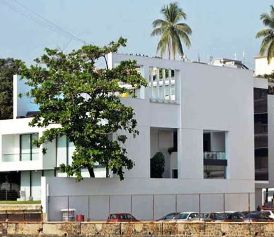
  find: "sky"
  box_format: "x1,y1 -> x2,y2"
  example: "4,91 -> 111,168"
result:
0,0 -> 273,69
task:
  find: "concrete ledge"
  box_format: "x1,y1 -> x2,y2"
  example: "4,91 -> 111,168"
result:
1,221 -> 274,236
0,204 -> 42,212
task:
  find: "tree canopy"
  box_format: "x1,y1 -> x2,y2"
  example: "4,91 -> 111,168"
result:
19,38 -> 147,180
256,5 -> 274,63
0,58 -> 21,120
151,2 -> 192,60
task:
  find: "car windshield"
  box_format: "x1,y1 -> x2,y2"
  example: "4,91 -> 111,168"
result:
176,213 -> 189,219
165,214 -> 175,219
120,214 -> 128,219
109,214 -> 117,219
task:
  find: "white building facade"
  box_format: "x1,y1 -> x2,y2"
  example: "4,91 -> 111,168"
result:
0,54 -> 255,220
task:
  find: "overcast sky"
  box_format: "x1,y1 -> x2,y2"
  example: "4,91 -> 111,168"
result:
0,0 -> 273,69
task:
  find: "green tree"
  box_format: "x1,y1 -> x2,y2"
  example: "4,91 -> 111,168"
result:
150,152 -> 165,178
256,5 -> 274,63
19,38 -> 147,181
0,58 -> 21,119
151,2 -> 192,60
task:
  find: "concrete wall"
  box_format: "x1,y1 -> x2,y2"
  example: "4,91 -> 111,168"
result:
113,53 -> 254,185
42,177 -> 255,221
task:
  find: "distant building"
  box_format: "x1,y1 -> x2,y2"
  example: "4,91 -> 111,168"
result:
212,58 -> 249,69
253,55 -> 274,207
255,56 -> 274,76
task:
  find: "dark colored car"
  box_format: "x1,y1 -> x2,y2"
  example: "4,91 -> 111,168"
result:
206,212 -> 229,221
244,211 -> 274,222
157,212 -> 180,221
225,212 -> 245,222
107,213 -> 139,222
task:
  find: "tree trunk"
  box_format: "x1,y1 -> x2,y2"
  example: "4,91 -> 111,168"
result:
168,39 -> 171,60
87,165 -> 95,178
106,163 -> 109,178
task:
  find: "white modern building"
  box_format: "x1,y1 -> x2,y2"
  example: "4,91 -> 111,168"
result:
0,54 -> 256,220
255,56 -> 274,76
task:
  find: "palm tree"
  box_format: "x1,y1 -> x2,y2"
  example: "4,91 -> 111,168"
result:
151,2 -> 192,60
256,5 -> 274,63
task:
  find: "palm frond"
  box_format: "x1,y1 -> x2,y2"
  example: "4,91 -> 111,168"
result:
256,29 -> 273,38
171,31 -> 184,58
156,31 -> 170,57
267,40 -> 274,63
259,35 -> 273,56
261,13 -> 274,28
175,23 -> 192,35
162,2 -> 186,23
152,19 -> 168,28
151,27 -> 166,36
177,30 -> 191,48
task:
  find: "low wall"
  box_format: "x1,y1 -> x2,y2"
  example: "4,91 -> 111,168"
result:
42,177 -> 255,221
0,222 -> 274,237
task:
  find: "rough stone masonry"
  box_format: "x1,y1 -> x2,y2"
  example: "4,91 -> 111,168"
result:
0,221 -> 274,236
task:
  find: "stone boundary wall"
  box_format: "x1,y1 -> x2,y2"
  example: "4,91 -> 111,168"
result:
0,221 -> 274,236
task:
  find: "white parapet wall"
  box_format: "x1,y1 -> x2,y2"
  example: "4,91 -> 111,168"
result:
41,177 -> 255,221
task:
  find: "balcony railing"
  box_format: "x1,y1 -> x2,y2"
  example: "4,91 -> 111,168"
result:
204,151 -> 226,160
2,153 -> 39,162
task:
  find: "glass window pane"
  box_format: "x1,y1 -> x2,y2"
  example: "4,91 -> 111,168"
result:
32,133 -> 39,160
204,165 -> 226,179
68,141 -> 75,165
43,170 -> 54,177
57,136 -> 67,166
21,134 -> 31,161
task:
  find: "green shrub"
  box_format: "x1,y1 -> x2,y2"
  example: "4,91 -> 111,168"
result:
150,152 -> 165,178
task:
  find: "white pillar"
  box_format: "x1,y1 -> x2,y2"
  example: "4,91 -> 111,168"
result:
143,66 -> 150,100
168,70 -> 172,101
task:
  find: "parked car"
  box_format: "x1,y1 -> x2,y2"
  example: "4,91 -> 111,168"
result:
206,212 -> 229,222
174,212 -> 200,221
224,212 -> 245,222
107,213 -> 139,222
244,211 -> 274,222
261,210 -> 274,219
157,212 -> 180,221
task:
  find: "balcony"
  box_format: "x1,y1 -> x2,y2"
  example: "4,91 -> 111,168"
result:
2,152 -> 39,162
203,151 -> 227,168
204,151 -> 226,160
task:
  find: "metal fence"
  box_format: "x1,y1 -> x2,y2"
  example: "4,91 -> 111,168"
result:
47,192 -> 254,221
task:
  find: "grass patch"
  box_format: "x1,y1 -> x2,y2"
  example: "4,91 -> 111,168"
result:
0,200 -> 41,204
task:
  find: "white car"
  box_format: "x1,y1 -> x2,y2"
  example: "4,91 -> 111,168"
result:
174,212 -> 200,221
262,210 -> 274,219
